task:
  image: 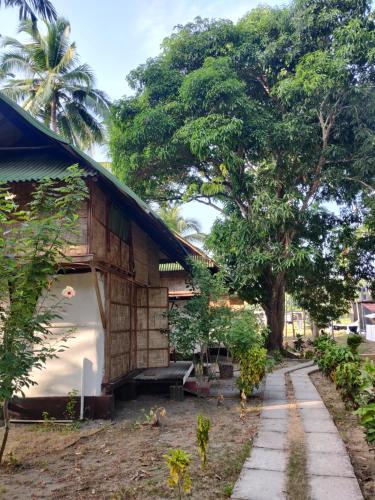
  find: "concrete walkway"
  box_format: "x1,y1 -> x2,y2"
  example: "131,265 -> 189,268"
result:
231,362 -> 363,500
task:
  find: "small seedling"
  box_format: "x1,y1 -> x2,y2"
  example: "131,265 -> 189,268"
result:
196,415 -> 210,469
163,448 -> 192,499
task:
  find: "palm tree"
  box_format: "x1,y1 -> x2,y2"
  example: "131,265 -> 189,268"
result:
0,0 -> 56,24
157,205 -> 206,244
0,18 -> 110,149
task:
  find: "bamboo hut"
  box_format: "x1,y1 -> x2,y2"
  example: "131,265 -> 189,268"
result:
0,93 -> 189,418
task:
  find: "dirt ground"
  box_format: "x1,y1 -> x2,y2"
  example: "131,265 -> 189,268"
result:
0,384 -> 261,499
311,371 -> 375,500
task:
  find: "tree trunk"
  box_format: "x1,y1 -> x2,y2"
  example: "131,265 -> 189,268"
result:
51,96 -> 57,132
0,400 -> 10,463
311,320 -> 319,339
264,275 -> 285,351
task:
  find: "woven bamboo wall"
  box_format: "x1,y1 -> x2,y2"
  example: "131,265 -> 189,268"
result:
135,287 -> 169,369
90,183 -> 132,271
108,273 -> 133,380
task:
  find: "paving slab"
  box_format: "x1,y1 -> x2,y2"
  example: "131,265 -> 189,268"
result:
302,418 -> 337,433
307,452 -> 355,477
255,430 -> 287,450
306,432 -> 346,454
231,469 -> 286,500
244,447 -> 286,472
260,418 -> 288,432
260,407 -> 288,419
299,407 -> 331,420
310,475 -> 363,500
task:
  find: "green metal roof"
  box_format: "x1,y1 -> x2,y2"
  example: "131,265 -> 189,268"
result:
0,151 -> 95,183
159,262 -> 185,272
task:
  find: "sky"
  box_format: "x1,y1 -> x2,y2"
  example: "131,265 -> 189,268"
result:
0,0 -> 284,233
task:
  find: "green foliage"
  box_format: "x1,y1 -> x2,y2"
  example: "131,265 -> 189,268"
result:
334,361 -> 362,402
237,346 -> 268,396
65,389 -> 79,421
163,449 -> 192,498
355,403 -> 375,443
293,334 -> 305,353
0,0 -> 57,24
0,18 -> 110,149
168,260 -> 231,364
157,204 -> 205,243
109,1 -> 375,350
223,309 -> 263,359
347,334 -> 363,353
314,334 -> 375,443
354,360 -> 375,407
196,414 -> 210,469
316,344 -> 357,378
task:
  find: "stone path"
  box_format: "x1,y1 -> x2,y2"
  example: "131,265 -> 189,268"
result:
231,362 -> 363,500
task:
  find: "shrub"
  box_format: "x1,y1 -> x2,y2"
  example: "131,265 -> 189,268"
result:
347,334 -> 362,353
317,344 -> 357,378
354,360 -> 375,407
163,449 -> 192,498
293,334 -> 305,353
237,346 -> 267,396
355,403 -> 375,443
334,361 -> 361,403
196,415 -> 210,469
313,334 -> 335,358
224,309 -> 262,359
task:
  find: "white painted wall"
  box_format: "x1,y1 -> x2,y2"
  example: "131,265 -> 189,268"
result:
23,272 -> 105,397
366,324 -> 375,342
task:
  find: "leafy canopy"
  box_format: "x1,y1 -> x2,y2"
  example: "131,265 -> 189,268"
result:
109,1 -> 375,345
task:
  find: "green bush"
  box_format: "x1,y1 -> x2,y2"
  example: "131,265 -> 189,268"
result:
334,361 -> 361,403
354,360 -> 375,407
224,309 -> 263,359
317,344 -> 357,378
347,334 -> 362,353
237,346 -> 267,396
313,334 -> 335,357
355,403 -> 375,443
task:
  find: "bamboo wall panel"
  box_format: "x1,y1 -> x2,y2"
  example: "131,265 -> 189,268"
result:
149,350 -> 169,367
135,287 -> 169,370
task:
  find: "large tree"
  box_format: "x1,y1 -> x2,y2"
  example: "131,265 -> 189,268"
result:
0,18 -> 110,149
109,1 -> 375,349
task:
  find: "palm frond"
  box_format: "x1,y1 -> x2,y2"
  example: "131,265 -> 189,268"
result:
0,0 -> 57,22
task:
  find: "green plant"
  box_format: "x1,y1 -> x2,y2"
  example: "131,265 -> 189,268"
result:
163,449 -> 192,499
316,344 -> 357,379
355,402 -> 375,443
223,484 -> 233,497
347,334 -> 363,353
65,389 -> 79,420
293,334 -> 305,353
168,260 -> 231,370
224,309 -> 263,360
196,415 -> 210,469
237,346 -> 267,396
354,360 -> 375,407
334,362 -> 361,403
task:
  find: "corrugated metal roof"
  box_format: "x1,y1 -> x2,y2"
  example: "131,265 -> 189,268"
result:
0,151 -> 95,183
159,262 -> 185,271
159,255 -> 217,272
